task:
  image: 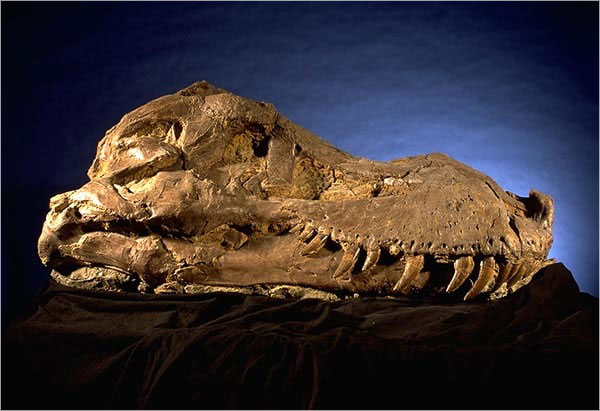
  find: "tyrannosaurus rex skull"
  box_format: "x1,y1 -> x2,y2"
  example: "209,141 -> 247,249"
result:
38,81 -> 555,301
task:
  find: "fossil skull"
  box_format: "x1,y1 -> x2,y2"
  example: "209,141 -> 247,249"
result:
38,81 -> 555,300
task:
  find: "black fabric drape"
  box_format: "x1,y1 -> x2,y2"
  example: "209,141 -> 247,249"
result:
2,263 -> 598,409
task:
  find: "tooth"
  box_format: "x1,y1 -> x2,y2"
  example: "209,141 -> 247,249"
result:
504,263 -> 521,284
289,222 -> 305,234
301,233 -> 329,256
446,256 -> 475,293
507,262 -> 531,289
362,246 -> 381,271
493,262 -> 514,291
332,244 -> 360,280
393,255 -> 425,291
298,225 -> 317,243
464,256 -> 499,300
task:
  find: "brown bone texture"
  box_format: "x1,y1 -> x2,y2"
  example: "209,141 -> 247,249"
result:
38,81 -> 556,301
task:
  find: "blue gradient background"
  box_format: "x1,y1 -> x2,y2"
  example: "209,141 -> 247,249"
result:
2,2 -> 598,323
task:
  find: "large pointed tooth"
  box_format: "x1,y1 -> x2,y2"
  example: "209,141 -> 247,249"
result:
301,233 -> 329,256
504,263 -> 521,284
298,225 -> 317,243
493,262 -> 514,291
393,255 -> 425,291
464,256 -> 499,300
361,246 -> 381,271
507,262 -> 531,289
289,222 -> 305,234
332,244 -> 360,280
446,256 -> 475,293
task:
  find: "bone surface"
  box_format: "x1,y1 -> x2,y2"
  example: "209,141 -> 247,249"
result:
38,81 -> 556,300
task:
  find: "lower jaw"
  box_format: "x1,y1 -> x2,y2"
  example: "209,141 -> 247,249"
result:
49,232 -> 553,302
50,262 -> 549,303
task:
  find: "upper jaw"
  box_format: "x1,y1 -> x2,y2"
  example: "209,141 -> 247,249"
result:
38,155 -> 555,300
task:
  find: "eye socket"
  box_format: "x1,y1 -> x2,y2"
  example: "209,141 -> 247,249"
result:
252,135 -> 270,157
223,130 -> 272,164
293,144 -> 302,156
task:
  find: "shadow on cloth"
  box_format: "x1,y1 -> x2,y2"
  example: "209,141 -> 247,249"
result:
2,263 -> 598,409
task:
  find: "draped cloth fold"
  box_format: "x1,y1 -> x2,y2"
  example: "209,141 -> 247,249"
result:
3,263 -> 598,409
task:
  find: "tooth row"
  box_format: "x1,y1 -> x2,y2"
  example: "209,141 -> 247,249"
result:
404,255 -> 536,300
293,223 -> 542,299
293,222 -> 508,256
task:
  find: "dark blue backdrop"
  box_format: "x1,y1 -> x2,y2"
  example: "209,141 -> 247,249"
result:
2,2 -> 598,324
